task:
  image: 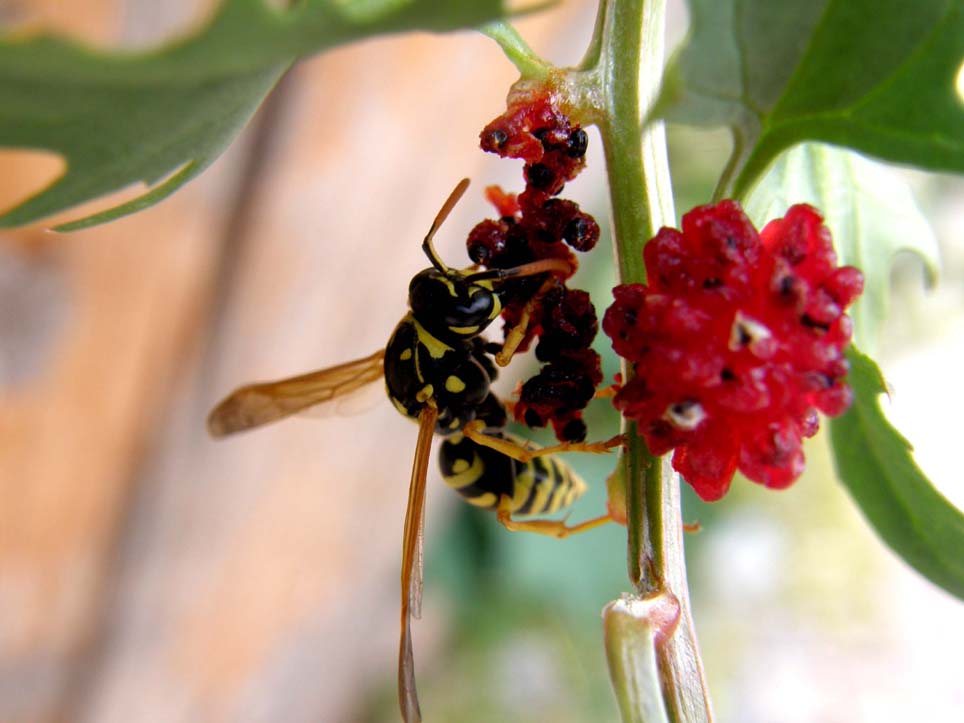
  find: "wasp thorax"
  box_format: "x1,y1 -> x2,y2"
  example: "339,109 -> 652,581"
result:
408,269 -> 501,340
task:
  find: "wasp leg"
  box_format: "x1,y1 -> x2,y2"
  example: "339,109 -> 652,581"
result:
494,276 -> 558,367
495,495 -> 612,538
462,420 -> 625,463
593,384 -> 619,399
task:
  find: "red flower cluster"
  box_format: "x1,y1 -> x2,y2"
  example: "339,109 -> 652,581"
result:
469,85 -> 602,442
603,201 -> 864,501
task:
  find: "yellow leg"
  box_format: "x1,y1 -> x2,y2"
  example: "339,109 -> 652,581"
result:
462,420 -> 626,463
496,495 -> 612,538
494,303 -> 535,367
593,384 -> 619,399
494,277 -> 558,367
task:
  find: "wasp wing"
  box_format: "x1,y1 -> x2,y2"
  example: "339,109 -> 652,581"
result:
207,349 -> 385,437
398,403 -> 437,723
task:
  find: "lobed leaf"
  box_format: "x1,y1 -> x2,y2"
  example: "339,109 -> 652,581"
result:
744,143 -> 940,356
0,0 -> 506,230
829,348 -> 964,601
657,0 -> 964,198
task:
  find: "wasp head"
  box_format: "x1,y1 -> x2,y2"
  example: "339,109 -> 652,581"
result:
408,268 -> 502,342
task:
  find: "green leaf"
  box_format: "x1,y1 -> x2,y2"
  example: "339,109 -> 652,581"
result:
829,347 -> 964,601
0,0 -> 506,230
744,143 -> 940,355
656,0 -> 964,198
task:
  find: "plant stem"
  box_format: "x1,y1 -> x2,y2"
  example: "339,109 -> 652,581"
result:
480,20 -> 551,79
484,1 -> 713,718
589,0 -> 713,720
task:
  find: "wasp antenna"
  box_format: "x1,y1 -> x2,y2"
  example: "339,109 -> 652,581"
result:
422,178 -> 470,272
467,257 -> 573,283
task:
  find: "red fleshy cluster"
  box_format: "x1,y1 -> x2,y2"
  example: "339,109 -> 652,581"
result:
602,201 -> 864,501
517,286 -> 604,442
469,85 -> 602,442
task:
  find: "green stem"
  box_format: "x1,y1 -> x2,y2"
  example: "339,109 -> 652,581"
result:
590,1 -> 713,720
484,2 -> 713,719
480,20 -> 551,79
594,0 -> 670,586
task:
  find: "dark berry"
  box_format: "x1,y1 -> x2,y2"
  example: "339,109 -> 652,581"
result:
558,417 -> 587,443
477,84 -> 603,442
563,213 -> 600,252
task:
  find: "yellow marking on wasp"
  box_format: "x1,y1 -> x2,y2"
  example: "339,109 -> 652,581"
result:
527,470 -> 555,516
445,375 -> 466,393
487,285 -> 502,320
437,275 -> 457,296
545,474 -> 570,514
412,317 -> 453,360
509,465 -> 536,513
466,491 -> 497,508
444,453 -> 484,490
468,279 -> 501,319
448,418 -> 461,430
391,397 -> 410,417
416,385 -> 434,403
399,348 -> 413,361
449,325 -> 479,335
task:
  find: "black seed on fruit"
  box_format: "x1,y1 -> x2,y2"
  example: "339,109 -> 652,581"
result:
566,128 -> 588,157
800,313 -> 830,332
721,368 -> 736,381
564,217 -> 586,242
469,245 -> 490,264
488,129 -> 508,148
703,277 -> 723,289
534,127 -> 553,150
526,163 -> 555,189
778,275 -> 797,296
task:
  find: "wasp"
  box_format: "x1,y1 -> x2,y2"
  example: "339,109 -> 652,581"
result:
207,179 -> 620,722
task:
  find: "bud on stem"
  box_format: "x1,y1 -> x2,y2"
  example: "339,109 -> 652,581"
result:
603,592 -> 681,723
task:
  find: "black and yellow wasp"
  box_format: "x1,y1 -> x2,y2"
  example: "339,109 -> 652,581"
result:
207,179 -> 618,722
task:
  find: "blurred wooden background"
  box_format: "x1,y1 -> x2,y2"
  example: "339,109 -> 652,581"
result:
0,2 -> 606,721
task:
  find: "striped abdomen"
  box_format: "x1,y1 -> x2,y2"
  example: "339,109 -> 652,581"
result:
438,432 -> 586,516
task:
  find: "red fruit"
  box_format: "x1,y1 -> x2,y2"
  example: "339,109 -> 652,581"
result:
475,82 -> 603,441
604,201 -> 863,500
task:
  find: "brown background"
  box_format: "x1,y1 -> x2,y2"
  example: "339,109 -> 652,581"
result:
0,2 -> 609,720
3,2 -> 964,723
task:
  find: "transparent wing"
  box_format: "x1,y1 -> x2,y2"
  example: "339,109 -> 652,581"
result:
207,349 -> 385,437
398,403 -> 437,723
296,373 -> 387,419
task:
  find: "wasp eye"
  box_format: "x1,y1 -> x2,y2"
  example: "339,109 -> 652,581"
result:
444,286 -> 497,331
409,270 -> 500,340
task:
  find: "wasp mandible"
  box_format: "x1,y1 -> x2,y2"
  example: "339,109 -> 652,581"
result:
207,179 -> 620,722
